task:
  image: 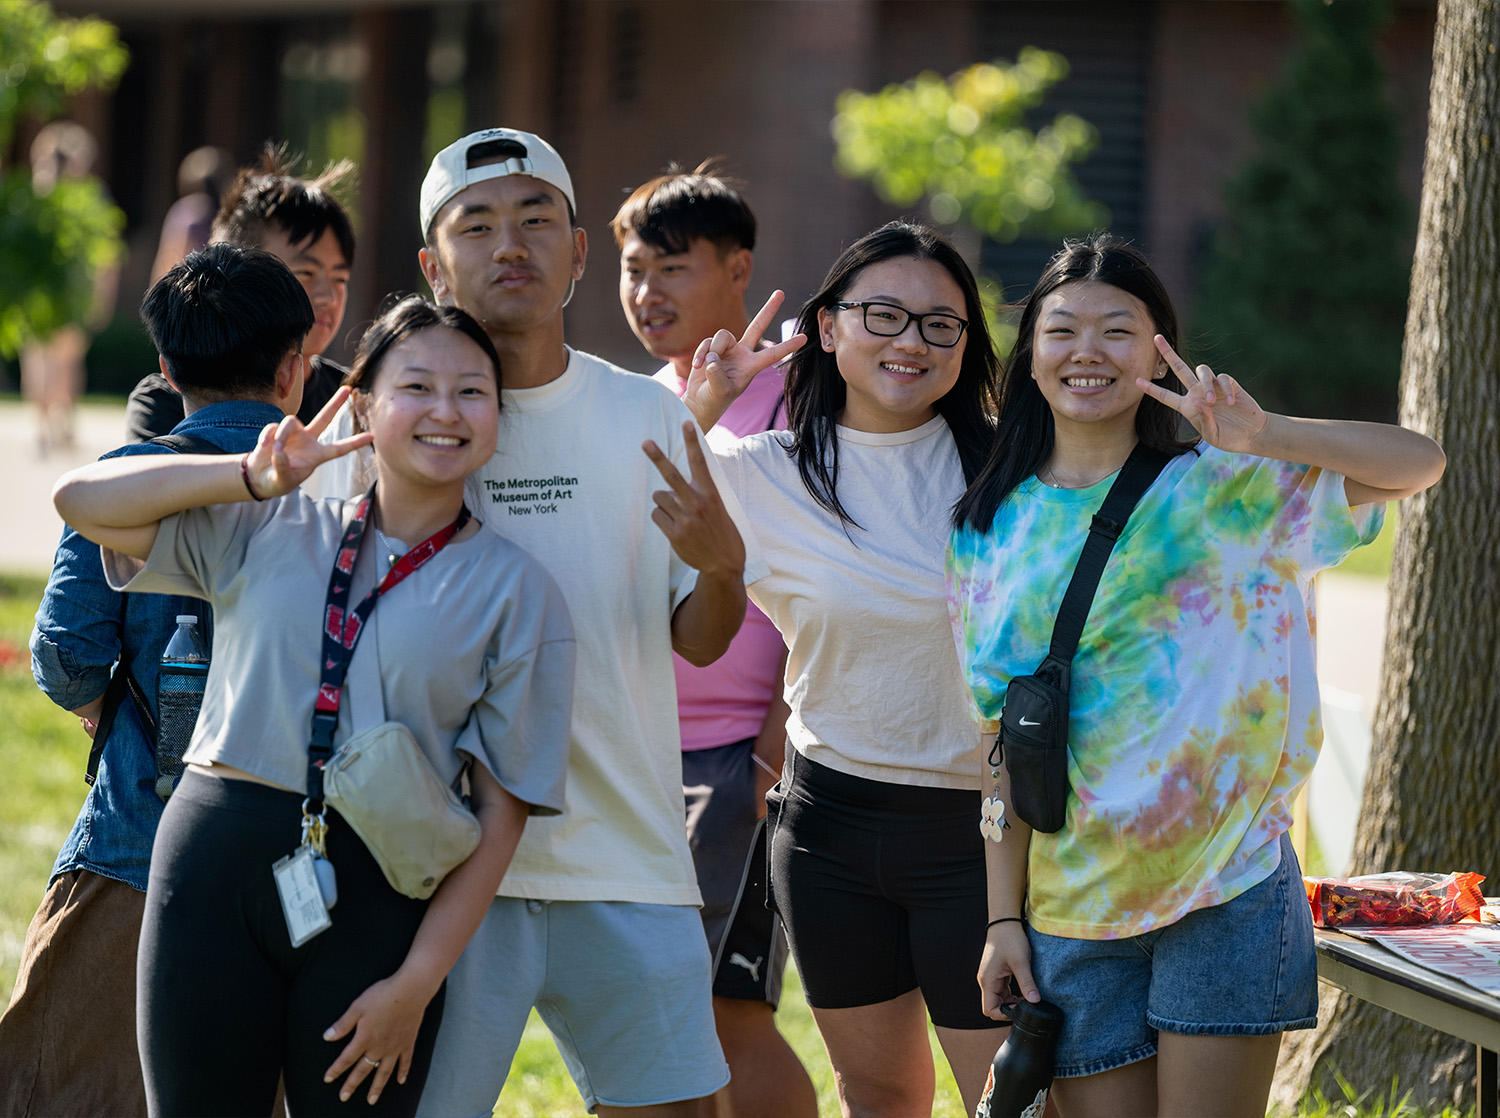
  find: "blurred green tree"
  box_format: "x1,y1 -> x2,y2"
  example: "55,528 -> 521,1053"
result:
1193,0 -> 1410,421
832,50 -> 1105,348
0,0 -> 128,358
834,50 -> 1104,243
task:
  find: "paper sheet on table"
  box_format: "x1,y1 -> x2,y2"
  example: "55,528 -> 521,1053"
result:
1339,923 -> 1500,998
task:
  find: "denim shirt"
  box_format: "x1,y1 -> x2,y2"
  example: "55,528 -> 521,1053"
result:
31,400 -> 284,891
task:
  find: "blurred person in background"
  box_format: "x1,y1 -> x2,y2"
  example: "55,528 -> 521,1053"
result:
21,121 -> 119,455
613,163 -> 815,1118
149,145 -> 234,284
127,145 -> 355,442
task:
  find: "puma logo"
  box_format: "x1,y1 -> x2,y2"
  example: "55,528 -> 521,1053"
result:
729,952 -> 763,982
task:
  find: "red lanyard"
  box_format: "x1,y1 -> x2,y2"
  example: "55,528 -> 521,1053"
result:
306,486 -> 471,804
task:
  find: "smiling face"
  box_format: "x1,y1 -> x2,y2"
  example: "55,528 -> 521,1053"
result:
355,326 -> 500,492
419,173 -> 586,339
618,233 -> 750,368
1031,280 -> 1167,437
816,255 -> 967,434
259,225 -> 349,360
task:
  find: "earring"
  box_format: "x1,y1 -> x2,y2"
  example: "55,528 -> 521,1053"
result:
1153,367 -> 1166,379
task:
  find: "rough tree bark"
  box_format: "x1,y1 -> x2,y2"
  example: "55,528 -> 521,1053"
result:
1272,0 -> 1500,1112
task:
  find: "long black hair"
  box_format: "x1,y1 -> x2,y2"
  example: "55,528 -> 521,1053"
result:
954,232 -> 1200,533
782,221 -> 1001,529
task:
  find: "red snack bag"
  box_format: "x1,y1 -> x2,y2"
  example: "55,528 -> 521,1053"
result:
1303,871 -> 1486,928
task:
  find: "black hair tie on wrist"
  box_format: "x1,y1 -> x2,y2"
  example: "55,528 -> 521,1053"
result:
987,916 -> 1025,930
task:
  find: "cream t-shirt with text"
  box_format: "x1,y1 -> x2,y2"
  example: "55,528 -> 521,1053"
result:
464,348 -> 767,904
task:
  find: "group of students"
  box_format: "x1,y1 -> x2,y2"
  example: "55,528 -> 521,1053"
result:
2,124 -> 1445,1118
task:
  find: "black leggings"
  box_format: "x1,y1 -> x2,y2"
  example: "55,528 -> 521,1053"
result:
137,770 -> 446,1117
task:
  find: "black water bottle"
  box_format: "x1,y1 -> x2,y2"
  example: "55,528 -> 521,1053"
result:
974,999 -> 1064,1118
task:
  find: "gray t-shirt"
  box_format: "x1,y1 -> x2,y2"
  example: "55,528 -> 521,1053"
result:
106,492 -> 575,815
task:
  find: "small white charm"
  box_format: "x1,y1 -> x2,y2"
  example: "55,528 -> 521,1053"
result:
980,795 -> 1007,843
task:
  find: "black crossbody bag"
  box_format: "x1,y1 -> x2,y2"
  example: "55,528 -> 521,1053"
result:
998,443 -> 1172,833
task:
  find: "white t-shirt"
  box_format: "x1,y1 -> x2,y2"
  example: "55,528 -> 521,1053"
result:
462,348 -> 767,904
715,414 -> 981,789
303,399 -> 369,501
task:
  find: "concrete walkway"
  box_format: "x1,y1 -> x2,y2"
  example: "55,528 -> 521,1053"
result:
0,399 -> 132,576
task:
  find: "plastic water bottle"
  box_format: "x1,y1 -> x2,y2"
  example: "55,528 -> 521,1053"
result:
974,999 -> 1064,1118
156,615 -> 208,801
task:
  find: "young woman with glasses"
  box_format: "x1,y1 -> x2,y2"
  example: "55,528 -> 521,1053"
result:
680,221 -> 1006,1115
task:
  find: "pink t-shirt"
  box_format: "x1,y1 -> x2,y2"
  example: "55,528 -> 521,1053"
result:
655,363 -> 788,751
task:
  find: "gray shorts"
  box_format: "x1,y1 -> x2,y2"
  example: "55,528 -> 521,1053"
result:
683,738 -> 790,1006
416,899 -> 729,1116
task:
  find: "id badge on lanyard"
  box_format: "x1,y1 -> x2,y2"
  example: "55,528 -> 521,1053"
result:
274,488 -> 469,947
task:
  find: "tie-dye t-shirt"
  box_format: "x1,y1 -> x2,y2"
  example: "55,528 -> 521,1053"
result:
947,446 -> 1383,939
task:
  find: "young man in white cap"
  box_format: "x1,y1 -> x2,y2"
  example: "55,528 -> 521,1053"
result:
413,128 -> 800,1118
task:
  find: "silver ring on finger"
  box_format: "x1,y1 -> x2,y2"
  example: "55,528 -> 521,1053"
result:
362,1056 -> 381,1068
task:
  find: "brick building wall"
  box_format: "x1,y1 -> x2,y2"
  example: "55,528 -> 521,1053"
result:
49,0 -> 1436,378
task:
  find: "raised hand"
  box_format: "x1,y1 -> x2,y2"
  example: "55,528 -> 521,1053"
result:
1138,335 -> 1268,453
243,386 -> 373,499
642,421 -> 746,578
681,290 -> 807,432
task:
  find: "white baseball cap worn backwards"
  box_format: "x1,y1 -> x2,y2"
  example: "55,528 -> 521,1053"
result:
419,127 -> 576,237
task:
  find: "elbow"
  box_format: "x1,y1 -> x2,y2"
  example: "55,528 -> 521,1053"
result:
677,639 -> 730,669
51,473 -> 85,526
1396,436 -> 1447,500
1421,440 -> 1447,490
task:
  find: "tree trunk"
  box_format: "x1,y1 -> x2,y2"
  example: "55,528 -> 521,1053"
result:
1272,0 -> 1500,1112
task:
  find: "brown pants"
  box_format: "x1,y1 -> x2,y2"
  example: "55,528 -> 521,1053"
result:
0,869 -> 148,1117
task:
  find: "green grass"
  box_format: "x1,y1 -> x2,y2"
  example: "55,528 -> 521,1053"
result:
0,572 -> 87,998
1271,1070 -> 1472,1118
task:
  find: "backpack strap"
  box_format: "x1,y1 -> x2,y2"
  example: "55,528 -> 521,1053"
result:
84,430 -> 228,784
1038,443 -> 1173,682
147,431 -> 227,455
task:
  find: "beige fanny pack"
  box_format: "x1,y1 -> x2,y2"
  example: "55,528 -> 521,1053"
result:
322,721 -> 481,900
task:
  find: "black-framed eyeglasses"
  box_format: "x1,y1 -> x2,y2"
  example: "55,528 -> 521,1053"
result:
834,301 -> 968,348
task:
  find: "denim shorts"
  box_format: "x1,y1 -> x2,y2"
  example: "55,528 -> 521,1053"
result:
416,899 -> 729,1116
1029,833 -> 1318,1078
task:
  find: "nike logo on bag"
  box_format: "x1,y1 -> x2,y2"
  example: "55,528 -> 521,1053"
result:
729,953 -> 763,981
1019,717 -> 1041,727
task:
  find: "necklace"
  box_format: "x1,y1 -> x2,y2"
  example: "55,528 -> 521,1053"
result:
373,525 -> 407,571
1040,462 -> 1121,490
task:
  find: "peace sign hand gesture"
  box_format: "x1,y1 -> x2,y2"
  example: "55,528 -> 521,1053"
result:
681,291 -> 807,432
243,386 -> 373,500
1137,336 -> 1268,454
642,422 -> 745,578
